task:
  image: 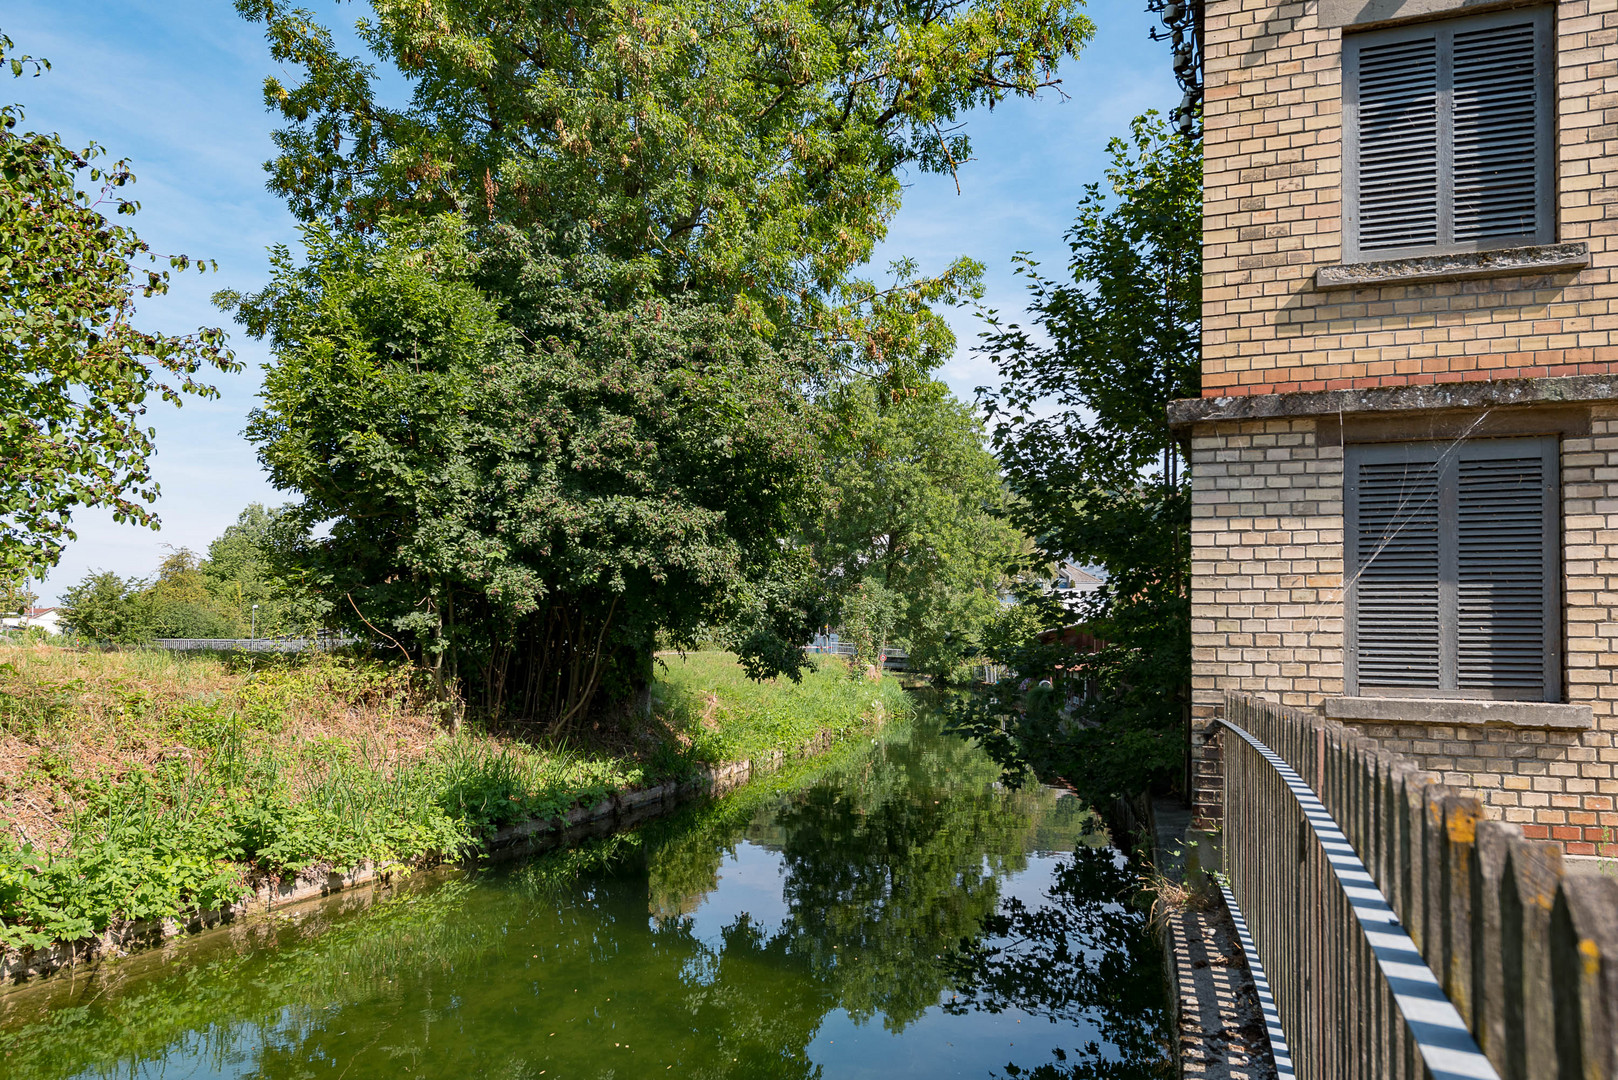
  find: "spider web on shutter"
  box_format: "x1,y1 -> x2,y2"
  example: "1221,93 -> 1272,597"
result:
1355,460 -> 1442,689
1457,455 -> 1547,695
1355,36 -> 1439,251
1453,20 -> 1540,242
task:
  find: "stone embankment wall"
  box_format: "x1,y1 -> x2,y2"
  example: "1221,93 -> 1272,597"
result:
1220,692 -> 1618,1079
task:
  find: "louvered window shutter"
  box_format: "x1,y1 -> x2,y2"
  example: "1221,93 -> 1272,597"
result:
1350,457 -> 1443,689
1456,445 -> 1558,695
1344,8 -> 1552,261
1354,37 -> 1440,253
1347,438 -> 1559,701
1452,22 -> 1541,242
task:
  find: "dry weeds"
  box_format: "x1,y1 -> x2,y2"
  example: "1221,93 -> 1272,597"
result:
1142,865 -> 1216,936
0,644 -> 447,850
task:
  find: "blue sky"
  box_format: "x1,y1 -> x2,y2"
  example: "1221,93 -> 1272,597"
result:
7,0 -> 1177,603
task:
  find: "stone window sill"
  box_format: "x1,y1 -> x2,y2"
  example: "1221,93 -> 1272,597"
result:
1315,243 -> 1590,290
1323,696 -> 1593,730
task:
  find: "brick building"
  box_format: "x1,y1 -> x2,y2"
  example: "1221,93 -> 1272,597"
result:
1171,0 -> 1618,851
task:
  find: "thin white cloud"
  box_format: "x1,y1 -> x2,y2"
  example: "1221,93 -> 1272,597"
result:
874,0 -> 1179,406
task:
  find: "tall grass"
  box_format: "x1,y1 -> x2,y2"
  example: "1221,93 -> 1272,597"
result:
651,651 -> 911,762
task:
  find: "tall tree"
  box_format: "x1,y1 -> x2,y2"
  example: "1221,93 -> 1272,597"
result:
233,219 -> 821,729
233,0 -> 1093,333
53,508 -> 307,643
145,548 -> 237,639
812,379 -> 1024,677
963,113 -> 1201,803
0,35 -> 238,585
227,0 -> 1093,724
201,503 -> 305,637
0,577 -> 37,624
57,571 -> 151,644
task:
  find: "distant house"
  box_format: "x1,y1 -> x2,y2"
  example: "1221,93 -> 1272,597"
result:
1050,563 -> 1103,596
2,607 -> 61,635
998,562 -> 1105,611
1044,563 -> 1104,613
1038,567 -> 1108,668
1037,623 -> 1104,655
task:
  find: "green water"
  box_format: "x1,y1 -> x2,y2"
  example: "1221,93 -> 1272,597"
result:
0,714 -> 1171,1079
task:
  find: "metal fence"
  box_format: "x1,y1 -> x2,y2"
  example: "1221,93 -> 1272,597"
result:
974,662 -> 1010,685
803,641 -> 910,671
1220,692 -> 1618,1080
153,637 -> 357,653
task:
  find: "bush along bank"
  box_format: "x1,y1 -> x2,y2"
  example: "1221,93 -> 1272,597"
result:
0,646 -> 909,978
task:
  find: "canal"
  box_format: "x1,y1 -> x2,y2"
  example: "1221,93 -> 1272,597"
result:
0,712 -> 1171,1079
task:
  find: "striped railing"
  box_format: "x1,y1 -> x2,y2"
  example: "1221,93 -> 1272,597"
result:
1220,692 -> 1618,1080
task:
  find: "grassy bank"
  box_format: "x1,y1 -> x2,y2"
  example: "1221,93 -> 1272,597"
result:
0,644 -> 909,953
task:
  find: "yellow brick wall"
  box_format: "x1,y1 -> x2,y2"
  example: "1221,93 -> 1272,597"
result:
1189,417 -> 1345,822
1188,418 -> 1345,719
1202,0 -> 1618,397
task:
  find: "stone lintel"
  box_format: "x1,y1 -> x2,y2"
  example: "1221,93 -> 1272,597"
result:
1315,243 -> 1590,291
1319,0 -> 1543,30
1323,696 -> 1594,730
1169,373 -> 1618,429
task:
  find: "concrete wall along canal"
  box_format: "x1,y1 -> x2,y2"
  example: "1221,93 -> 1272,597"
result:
1215,692 -> 1618,1079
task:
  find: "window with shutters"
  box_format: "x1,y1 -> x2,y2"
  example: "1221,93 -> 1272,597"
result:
1345,438 -> 1560,701
1342,8 -> 1554,262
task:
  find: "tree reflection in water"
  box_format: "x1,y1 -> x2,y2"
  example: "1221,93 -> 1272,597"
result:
944,846 -> 1175,1079
0,715 -> 1171,1080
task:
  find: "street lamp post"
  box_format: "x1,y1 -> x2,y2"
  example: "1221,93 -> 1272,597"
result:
251,604 -> 260,641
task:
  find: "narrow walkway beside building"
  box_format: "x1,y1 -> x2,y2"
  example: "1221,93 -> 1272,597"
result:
1151,799 -> 1278,1080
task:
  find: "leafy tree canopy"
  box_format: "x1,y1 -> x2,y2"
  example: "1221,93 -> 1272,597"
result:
0,34 -> 239,585
143,548 -> 239,639
232,217 -> 823,727
234,0 -> 1092,338
223,0 -> 1086,722
0,577 -> 36,621
981,112 -> 1200,532
58,571 -> 150,643
58,552 -> 236,643
202,503 -> 309,636
55,505 -> 309,643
